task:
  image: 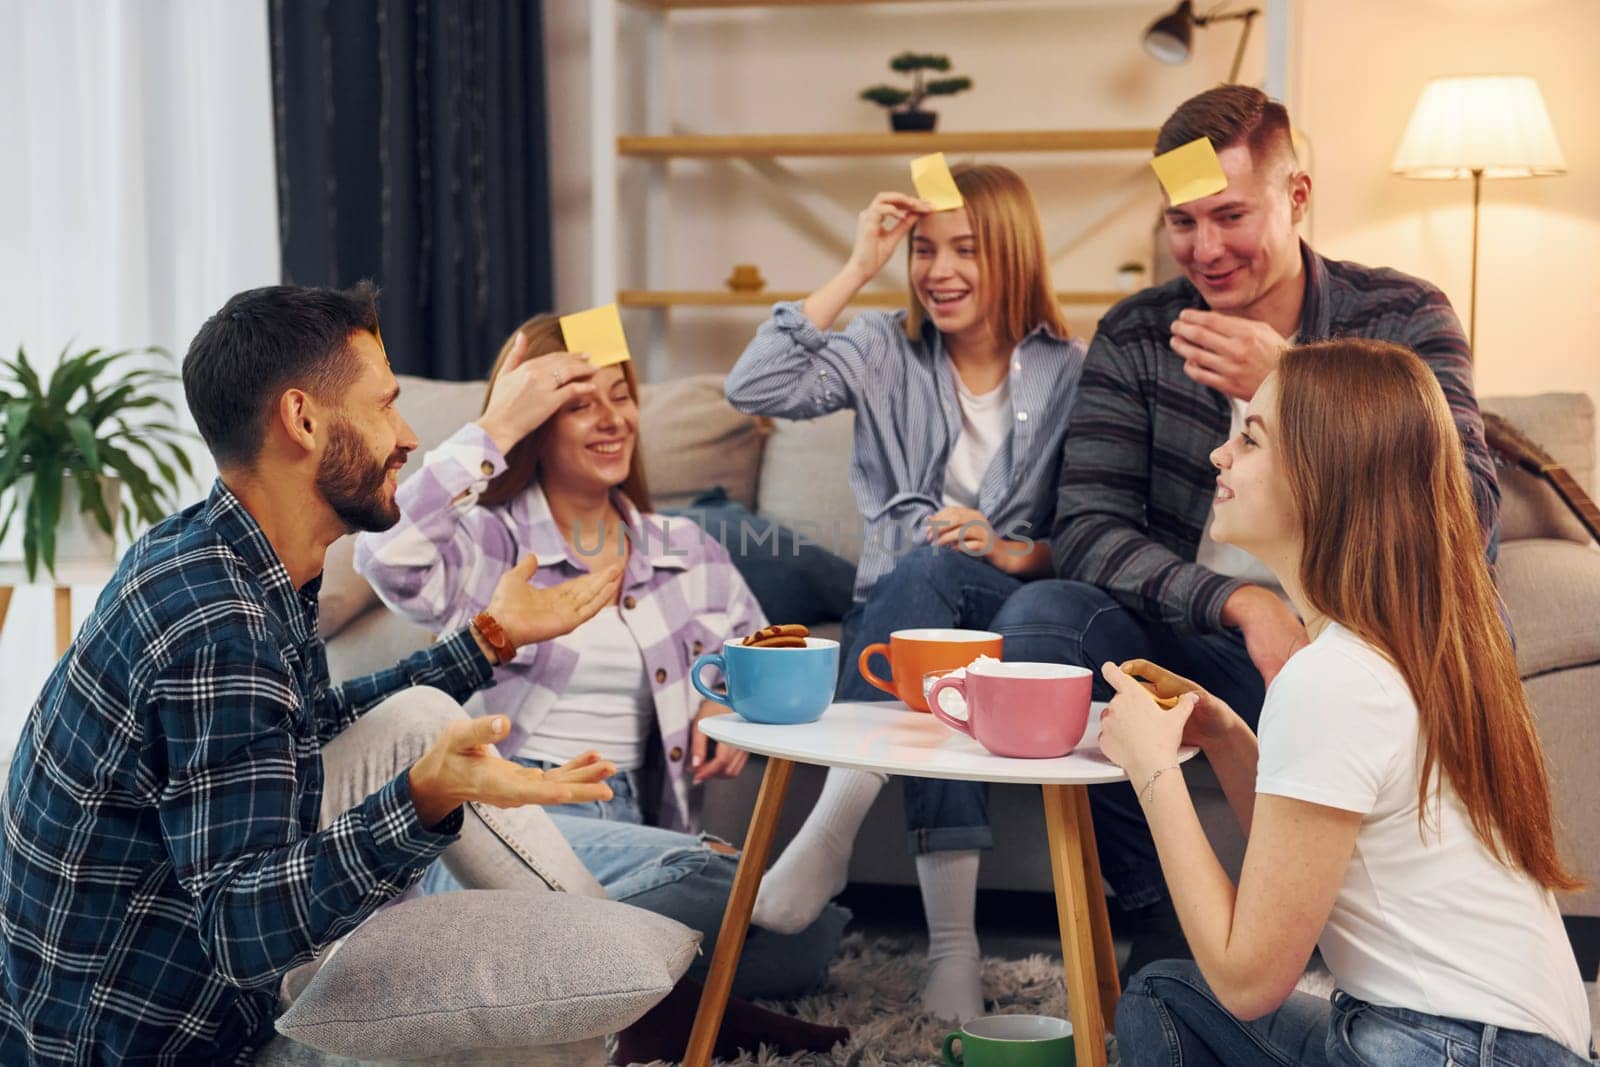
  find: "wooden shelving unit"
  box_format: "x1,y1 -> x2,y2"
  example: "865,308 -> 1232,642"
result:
626,0 -> 942,9
618,289 -> 1127,308
591,0 -> 1290,373
618,129 -> 1156,159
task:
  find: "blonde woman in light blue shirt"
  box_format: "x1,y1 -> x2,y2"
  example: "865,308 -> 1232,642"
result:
726,163 -> 1086,1021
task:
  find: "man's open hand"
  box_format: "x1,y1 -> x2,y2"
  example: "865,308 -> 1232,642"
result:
409,714 -> 615,828
486,555 -> 625,650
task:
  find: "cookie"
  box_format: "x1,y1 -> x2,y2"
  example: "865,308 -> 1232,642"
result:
748,636 -> 808,648
1129,674 -> 1183,709
743,623 -> 810,648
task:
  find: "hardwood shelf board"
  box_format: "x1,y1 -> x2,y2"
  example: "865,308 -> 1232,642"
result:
625,0 -> 966,9
618,289 -> 1125,308
617,129 -> 1157,159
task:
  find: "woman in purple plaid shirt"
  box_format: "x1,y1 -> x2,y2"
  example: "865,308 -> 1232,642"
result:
354,315 -> 850,1013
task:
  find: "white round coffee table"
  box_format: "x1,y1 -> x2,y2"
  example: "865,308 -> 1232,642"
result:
685,700 -> 1198,1067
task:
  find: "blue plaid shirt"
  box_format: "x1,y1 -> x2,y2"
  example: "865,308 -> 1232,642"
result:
0,481 -> 491,1065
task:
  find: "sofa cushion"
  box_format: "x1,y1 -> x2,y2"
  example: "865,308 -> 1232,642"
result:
756,410 -> 863,566
637,374 -> 766,509
395,374 -> 492,479
1497,538 -> 1600,677
274,891 -> 699,1058
322,600 -> 433,683
316,535 -> 376,641
1480,393 -> 1596,545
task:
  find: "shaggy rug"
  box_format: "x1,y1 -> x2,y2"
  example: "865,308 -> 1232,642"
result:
623,933 -> 1340,1066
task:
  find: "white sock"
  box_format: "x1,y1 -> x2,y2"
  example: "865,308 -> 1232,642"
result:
751,767 -> 887,934
917,850 -> 984,1023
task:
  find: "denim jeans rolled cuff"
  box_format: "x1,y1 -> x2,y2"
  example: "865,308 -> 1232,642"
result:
1117,958 -> 1333,1066
902,777 -> 993,854
1119,959 -> 1598,1067
1331,989 -> 1598,1066
1099,865 -> 1167,912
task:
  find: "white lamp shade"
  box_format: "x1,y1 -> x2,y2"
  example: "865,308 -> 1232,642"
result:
1393,75 -> 1566,180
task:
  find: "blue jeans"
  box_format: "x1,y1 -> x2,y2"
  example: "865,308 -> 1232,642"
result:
836,544 -> 1026,855
990,580 -> 1265,911
422,768 -> 850,1000
1117,960 -> 1597,1066
664,490 -> 857,628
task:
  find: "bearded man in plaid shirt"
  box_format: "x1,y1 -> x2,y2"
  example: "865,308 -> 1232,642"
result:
0,284 -> 624,1064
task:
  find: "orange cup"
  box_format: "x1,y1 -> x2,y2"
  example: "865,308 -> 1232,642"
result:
857,628 -> 1004,712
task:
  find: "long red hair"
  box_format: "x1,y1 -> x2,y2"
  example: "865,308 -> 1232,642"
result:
1277,339 -> 1580,892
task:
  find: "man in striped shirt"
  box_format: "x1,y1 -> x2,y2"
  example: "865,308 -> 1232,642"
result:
0,284 -> 622,1064
991,86 -> 1499,972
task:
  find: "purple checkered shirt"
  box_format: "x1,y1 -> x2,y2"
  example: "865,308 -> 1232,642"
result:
354,424 -> 765,831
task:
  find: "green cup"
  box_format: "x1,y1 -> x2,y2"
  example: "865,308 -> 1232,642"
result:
942,1014 -> 1075,1066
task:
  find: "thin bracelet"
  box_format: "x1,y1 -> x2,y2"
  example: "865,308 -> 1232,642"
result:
1139,764 -> 1181,805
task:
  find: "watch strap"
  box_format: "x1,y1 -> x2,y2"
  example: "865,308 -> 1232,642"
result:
471,610 -> 517,665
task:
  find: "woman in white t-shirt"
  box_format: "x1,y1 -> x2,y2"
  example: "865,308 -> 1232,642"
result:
1099,338 -> 1595,1065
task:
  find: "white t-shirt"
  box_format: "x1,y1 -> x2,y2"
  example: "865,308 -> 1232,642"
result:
941,372 -> 1011,511
517,606 -> 652,771
1256,623 -> 1592,1056
1194,397 -> 1282,595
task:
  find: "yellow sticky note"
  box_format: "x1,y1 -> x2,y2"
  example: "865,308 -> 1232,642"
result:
558,304 -> 631,368
1150,137 -> 1229,207
910,152 -> 964,212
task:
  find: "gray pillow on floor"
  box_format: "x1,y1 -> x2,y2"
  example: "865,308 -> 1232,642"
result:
275,890 -> 700,1059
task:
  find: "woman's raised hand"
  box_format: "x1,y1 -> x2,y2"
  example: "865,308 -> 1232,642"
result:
846,192 -> 935,285
804,193 -> 935,331
475,332 -> 600,454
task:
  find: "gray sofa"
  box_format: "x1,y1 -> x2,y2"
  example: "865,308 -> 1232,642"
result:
319,374 -> 1600,921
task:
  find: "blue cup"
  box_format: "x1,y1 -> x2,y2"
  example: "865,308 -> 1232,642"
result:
690,637 -> 840,724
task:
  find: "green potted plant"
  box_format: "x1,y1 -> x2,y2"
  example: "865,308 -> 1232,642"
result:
860,52 -> 973,132
0,345 -> 196,579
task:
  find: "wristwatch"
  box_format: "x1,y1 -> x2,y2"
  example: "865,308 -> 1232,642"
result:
470,611 -> 517,666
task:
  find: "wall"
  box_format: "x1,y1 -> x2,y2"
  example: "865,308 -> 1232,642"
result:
544,0 -> 1598,424
0,1 -> 279,744
1298,0 -> 1599,413
544,0 -> 1264,375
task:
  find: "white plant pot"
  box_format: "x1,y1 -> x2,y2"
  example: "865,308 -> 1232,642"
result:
18,474 -> 120,567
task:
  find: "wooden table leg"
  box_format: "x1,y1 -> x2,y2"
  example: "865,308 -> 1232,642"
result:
1042,783 -> 1109,1067
684,756 -> 795,1067
0,586 -> 13,638
1076,781 -> 1121,1028
54,586 -> 72,657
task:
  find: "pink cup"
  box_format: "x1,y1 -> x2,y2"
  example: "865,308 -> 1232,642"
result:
926,662 -> 1094,758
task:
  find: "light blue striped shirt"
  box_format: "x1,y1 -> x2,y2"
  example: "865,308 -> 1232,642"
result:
726,301 -> 1086,601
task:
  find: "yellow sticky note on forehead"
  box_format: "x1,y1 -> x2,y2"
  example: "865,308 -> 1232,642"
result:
1150,137 -> 1229,206
910,152 -> 964,212
559,304 -> 631,368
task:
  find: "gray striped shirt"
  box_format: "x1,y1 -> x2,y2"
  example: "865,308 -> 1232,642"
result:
726,301 -> 1086,601
1056,243 -> 1499,634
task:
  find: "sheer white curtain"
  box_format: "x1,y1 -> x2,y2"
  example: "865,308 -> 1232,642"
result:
0,0 -> 280,746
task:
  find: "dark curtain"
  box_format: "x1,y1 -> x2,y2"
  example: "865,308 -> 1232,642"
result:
269,0 -> 552,380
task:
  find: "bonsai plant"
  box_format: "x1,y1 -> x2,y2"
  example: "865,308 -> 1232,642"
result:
0,344 -> 195,579
860,52 -> 973,132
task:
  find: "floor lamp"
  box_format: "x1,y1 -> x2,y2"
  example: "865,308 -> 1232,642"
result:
1392,75 -> 1566,353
